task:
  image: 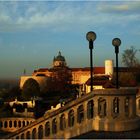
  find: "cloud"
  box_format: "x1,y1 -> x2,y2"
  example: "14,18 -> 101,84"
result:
97,1 -> 140,13
0,1 -> 139,32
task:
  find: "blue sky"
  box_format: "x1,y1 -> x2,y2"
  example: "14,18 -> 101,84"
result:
0,1 -> 140,79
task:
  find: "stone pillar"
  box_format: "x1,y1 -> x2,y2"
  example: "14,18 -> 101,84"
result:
83,101 -> 87,121
94,97 -> 98,118
129,96 -> 136,118
119,97 -> 125,119
106,96 -> 112,120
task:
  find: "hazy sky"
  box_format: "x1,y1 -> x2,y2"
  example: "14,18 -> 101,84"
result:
0,0 -> 140,79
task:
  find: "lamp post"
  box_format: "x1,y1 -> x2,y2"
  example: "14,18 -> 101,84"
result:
86,31 -> 96,92
112,38 -> 121,89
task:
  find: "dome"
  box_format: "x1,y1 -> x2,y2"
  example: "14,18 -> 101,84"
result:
54,51 -> 65,61
53,51 -> 67,67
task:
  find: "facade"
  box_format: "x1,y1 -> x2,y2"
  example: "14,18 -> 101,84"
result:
20,52 -> 114,93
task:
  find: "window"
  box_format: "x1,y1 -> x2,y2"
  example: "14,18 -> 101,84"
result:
23,103 -> 27,108
113,97 -> 119,115
27,121 -> 29,125
9,121 -> 12,128
77,105 -> 84,123
87,100 -> 94,119
98,98 -> 106,118
125,97 -> 129,117
16,136 -> 19,139
4,121 -> 7,128
60,114 -> 66,130
22,121 -> 25,127
14,121 -> 17,127
32,128 -> 36,139
21,133 -> 24,139
45,122 -> 50,137
38,125 -> 43,139
18,121 -> 21,127
26,131 -> 30,139
52,118 -> 57,134
68,109 -> 74,127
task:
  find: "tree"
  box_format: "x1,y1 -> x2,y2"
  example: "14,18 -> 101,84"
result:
42,67 -> 74,99
0,104 -> 13,118
122,46 -> 140,84
122,46 -> 139,67
22,78 -> 40,100
0,86 -> 21,102
111,72 -> 137,87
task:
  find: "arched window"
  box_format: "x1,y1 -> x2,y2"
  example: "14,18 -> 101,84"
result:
45,121 -> 50,137
32,128 -> 36,139
14,121 -> 17,127
60,114 -> 66,130
18,121 -> 21,127
21,133 -> 24,139
68,109 -> 74,127
98,98 -> 106,118
9,121 -> 12,128
77,105 -> 84,123
113,97 -> 119,115
38,125 -> 43,139
16,136 -> 19,139
27,121 -> 29,125
26,131 -> 30,139
4,121 -> 7,128
52,118 -> 57,134
23,121 -> 25,127
125,97 -> 129,117
87,100 -> 94,119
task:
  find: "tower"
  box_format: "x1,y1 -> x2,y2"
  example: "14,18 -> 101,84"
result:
53,51 -> 67,67
105,60 -> 114,76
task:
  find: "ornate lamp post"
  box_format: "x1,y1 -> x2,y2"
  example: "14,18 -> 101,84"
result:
112,38 -> 121,89
86,31 -> 96,92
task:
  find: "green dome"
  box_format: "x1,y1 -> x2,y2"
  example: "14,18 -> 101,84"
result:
54,51 -> 65,61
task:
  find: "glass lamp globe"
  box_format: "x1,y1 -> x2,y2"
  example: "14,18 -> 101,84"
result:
112,38 -> 121,47
86,31 -> 96,41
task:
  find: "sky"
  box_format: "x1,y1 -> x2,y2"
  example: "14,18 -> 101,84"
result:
0,0 -> 140,79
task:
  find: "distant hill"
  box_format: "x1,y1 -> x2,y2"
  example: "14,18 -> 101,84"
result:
0,78 -> 19,89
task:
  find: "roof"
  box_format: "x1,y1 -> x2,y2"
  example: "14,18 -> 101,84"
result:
85,75 -> 110,86
34,67 -> 139,74
71,67 -> 105,74
35,68 -> 49,72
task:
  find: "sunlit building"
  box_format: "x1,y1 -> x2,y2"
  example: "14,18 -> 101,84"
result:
20,52 -> 114,93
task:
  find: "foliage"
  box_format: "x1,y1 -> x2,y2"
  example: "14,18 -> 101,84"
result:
111,72 -> 137,87
21,78 -> 40,100
42,67 -> 74,99
122,46 -> 139,67
122,46 -> 140,84
134,64 -> 140,84
0,86 -> 21,102
0,104 -> 13,118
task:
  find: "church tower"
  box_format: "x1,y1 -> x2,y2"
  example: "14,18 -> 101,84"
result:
53,51 -> 67,67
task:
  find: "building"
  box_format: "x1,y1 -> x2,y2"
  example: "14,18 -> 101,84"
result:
20,52 -> 114,93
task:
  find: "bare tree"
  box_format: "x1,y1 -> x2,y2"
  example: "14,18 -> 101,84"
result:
122,46 -> 139,67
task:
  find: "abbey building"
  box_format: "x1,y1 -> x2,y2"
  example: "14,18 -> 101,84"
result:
20,52 -> 114,93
